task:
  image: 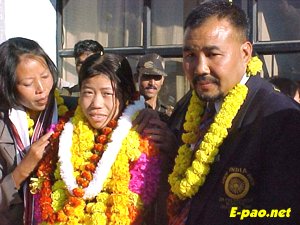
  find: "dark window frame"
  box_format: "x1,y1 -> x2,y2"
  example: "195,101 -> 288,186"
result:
248,0 -> 300,55
55,0 -> 182,75
56,0 -> 300,75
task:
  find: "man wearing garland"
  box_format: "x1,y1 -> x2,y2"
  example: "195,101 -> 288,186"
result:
163,1 -> 300,224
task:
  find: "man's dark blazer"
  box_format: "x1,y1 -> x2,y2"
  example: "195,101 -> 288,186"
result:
169,76 -> 300,225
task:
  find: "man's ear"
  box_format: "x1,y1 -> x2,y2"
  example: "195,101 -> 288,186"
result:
241,41 -> 253,65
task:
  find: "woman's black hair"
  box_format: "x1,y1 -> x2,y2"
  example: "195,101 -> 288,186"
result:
0,37 -> 58,109
79,53 -> 136,105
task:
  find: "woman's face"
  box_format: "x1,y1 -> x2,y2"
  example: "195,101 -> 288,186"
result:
79,74 -> 122,129
16,55 -> 54,111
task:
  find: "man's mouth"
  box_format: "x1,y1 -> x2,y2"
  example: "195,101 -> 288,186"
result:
145,86 -> 157,90
193,75 -> 219,86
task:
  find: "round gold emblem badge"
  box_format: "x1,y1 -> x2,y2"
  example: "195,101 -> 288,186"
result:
224,172 -> 250,200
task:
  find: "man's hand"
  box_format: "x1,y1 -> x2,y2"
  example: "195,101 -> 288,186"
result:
133,108 -> 179,159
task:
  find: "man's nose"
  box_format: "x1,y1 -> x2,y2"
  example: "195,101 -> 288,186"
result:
195,57 -> 209,75
149,78 -> 155,84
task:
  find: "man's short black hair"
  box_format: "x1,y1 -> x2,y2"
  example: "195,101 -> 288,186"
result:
74,39 -> 104,59
184,1 -> 249,41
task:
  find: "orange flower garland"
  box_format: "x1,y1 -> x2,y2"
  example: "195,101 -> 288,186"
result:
73,120 -> 117,197
30,97 -> 162,224
34,116 -> 118,222
35,112 -> 72,222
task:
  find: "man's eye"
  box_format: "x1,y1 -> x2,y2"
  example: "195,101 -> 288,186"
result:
103,92 -> 113,96
82,90 -> 93,95
207,52 -> 220,57
184,52 -> 195,60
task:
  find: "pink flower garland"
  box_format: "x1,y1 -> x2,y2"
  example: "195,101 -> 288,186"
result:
129,153 -> 161,205
46,123 -> 56,133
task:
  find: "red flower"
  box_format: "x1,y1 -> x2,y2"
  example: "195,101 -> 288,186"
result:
81,171 -> 93,181
90,154 -> 100,162
107,119 -> 117,128
81,180 -> 89,188
51,132 -> 60,139
94,143 -> 104,152
76,177 -> 85,185
102,126 -> 113,135
69,196 -> 82,207
85,163 -> 96,172
97,134 -> 107,144
73,188 -> 84,197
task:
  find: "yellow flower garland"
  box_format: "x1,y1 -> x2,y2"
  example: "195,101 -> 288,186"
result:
55,89 -> 69,116
26,112 -> 35,137
168,56 -> 262,199
48,107 -> 137,224
246,56 -> 263,76
37,102 -> 159,224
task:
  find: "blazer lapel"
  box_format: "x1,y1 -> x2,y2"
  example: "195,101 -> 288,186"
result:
189,76 -> 263,216
229,75 -> 263,131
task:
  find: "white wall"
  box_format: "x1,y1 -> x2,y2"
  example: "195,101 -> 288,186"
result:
2,0 -> 57,63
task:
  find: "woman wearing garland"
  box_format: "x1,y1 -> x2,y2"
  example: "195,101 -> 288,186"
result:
30,53 -> 161,224
0,37 -> 67,224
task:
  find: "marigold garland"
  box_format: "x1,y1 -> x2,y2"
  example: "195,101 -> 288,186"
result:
26,112 -> 35,137
30,97 -> 161,224
246,56 -> 263,76
168,56 -> 263,200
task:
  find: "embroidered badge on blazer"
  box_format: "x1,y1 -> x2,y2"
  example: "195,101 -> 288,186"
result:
220,167 -> 255,209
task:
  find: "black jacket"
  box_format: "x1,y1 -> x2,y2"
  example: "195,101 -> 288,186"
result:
169,76 -> 300,225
